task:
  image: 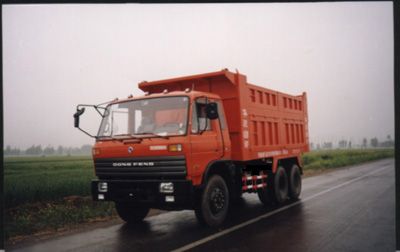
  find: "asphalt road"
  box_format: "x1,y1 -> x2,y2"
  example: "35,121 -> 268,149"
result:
9,158 -> 395,252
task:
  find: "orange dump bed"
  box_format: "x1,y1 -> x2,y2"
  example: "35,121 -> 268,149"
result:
139,69 -> 309,161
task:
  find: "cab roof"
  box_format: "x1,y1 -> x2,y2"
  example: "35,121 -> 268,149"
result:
138,69 -> 237,92
109,90 -> 221,105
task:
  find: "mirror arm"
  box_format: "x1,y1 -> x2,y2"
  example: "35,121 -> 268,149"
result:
77,127 -> 97,139
94,105 -> 106,117
77,104 -> 106,117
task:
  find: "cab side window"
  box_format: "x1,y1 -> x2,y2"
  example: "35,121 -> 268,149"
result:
191,98 -> 211,133
216,100 -> 226,130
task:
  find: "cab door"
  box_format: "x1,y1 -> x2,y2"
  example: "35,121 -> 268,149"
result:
189,98 -> 222,179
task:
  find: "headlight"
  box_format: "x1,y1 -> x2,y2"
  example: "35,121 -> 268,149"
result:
159,182 -> 174,193
98,182 -> 108,192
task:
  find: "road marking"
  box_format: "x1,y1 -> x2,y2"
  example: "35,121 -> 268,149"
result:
171,165 -> 389,252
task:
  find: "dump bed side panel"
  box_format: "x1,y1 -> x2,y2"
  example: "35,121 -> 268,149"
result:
238,81 -> 309,161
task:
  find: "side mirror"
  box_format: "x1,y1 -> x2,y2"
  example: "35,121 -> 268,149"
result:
73,108 -> 85,128
205,102 -> 219,120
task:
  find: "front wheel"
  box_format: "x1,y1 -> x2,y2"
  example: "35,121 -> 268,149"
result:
194,175 -> 230,227
115,202 -> 150,224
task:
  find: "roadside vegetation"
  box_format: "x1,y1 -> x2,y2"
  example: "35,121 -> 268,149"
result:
4,149 -> 394,242
5,156 -> 93,207
301,148 -> 394,176
4,156 -> 117,242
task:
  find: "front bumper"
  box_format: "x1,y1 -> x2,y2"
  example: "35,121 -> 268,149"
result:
91,179 -> 194,210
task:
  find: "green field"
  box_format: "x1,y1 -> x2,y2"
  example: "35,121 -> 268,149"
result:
4,149 -> 395,241
302,149 -> 394,172
5,156 -> 95,208
4,156 -> 115,241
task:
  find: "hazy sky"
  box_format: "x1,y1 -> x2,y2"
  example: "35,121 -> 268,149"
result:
3,2 -> 394,149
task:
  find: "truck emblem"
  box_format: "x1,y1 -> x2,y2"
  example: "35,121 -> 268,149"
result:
132,162 -> 154,166
128,146 -> 134,153
112,162 -> 154,167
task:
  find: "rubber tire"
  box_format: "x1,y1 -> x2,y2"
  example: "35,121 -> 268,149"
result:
258,166 -> 288,205
257,171 -> 275,205
115,202 -> 150,223
288,164 -> 302,199
194,175 -> 230,227
273,166 -> 289,203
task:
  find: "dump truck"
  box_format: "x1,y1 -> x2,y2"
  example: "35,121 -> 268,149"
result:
74,69 -> 309,227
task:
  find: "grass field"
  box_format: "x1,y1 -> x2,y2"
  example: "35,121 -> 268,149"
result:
5,156 -> 94,208
4,149 -> 394,241
4,156 -> 112,241
302,149 -> 394,172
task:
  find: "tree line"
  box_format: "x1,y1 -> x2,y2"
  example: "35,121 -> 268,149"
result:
310,135 -> 394,150
3,144 -> 93,156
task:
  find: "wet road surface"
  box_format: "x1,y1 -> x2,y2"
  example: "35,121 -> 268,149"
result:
9,158 -> 395,252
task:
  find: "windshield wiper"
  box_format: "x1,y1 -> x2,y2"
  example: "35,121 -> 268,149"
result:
113,134 -> 136,138
96,136 -> 120,141
134,132 -> 169,139
97,134 -> 138,141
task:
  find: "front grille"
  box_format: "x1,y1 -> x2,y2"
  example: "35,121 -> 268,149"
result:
94,156 -> 186,180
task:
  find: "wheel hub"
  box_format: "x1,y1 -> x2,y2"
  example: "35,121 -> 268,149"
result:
210,187 -> 225,214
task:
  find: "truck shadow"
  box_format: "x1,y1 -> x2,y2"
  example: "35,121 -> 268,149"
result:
117,221 -> 152,236
224,195 -> 304,228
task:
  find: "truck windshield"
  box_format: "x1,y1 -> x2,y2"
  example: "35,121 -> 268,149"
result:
97,96 -> 189,138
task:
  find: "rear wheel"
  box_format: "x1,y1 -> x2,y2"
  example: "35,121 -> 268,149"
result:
288,164 -> 302,199
194,175 -> 230,227
257,171 -> 274,205
273,166 -> 289,203
258,166 -> 288,205
115,202 -> 150,223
